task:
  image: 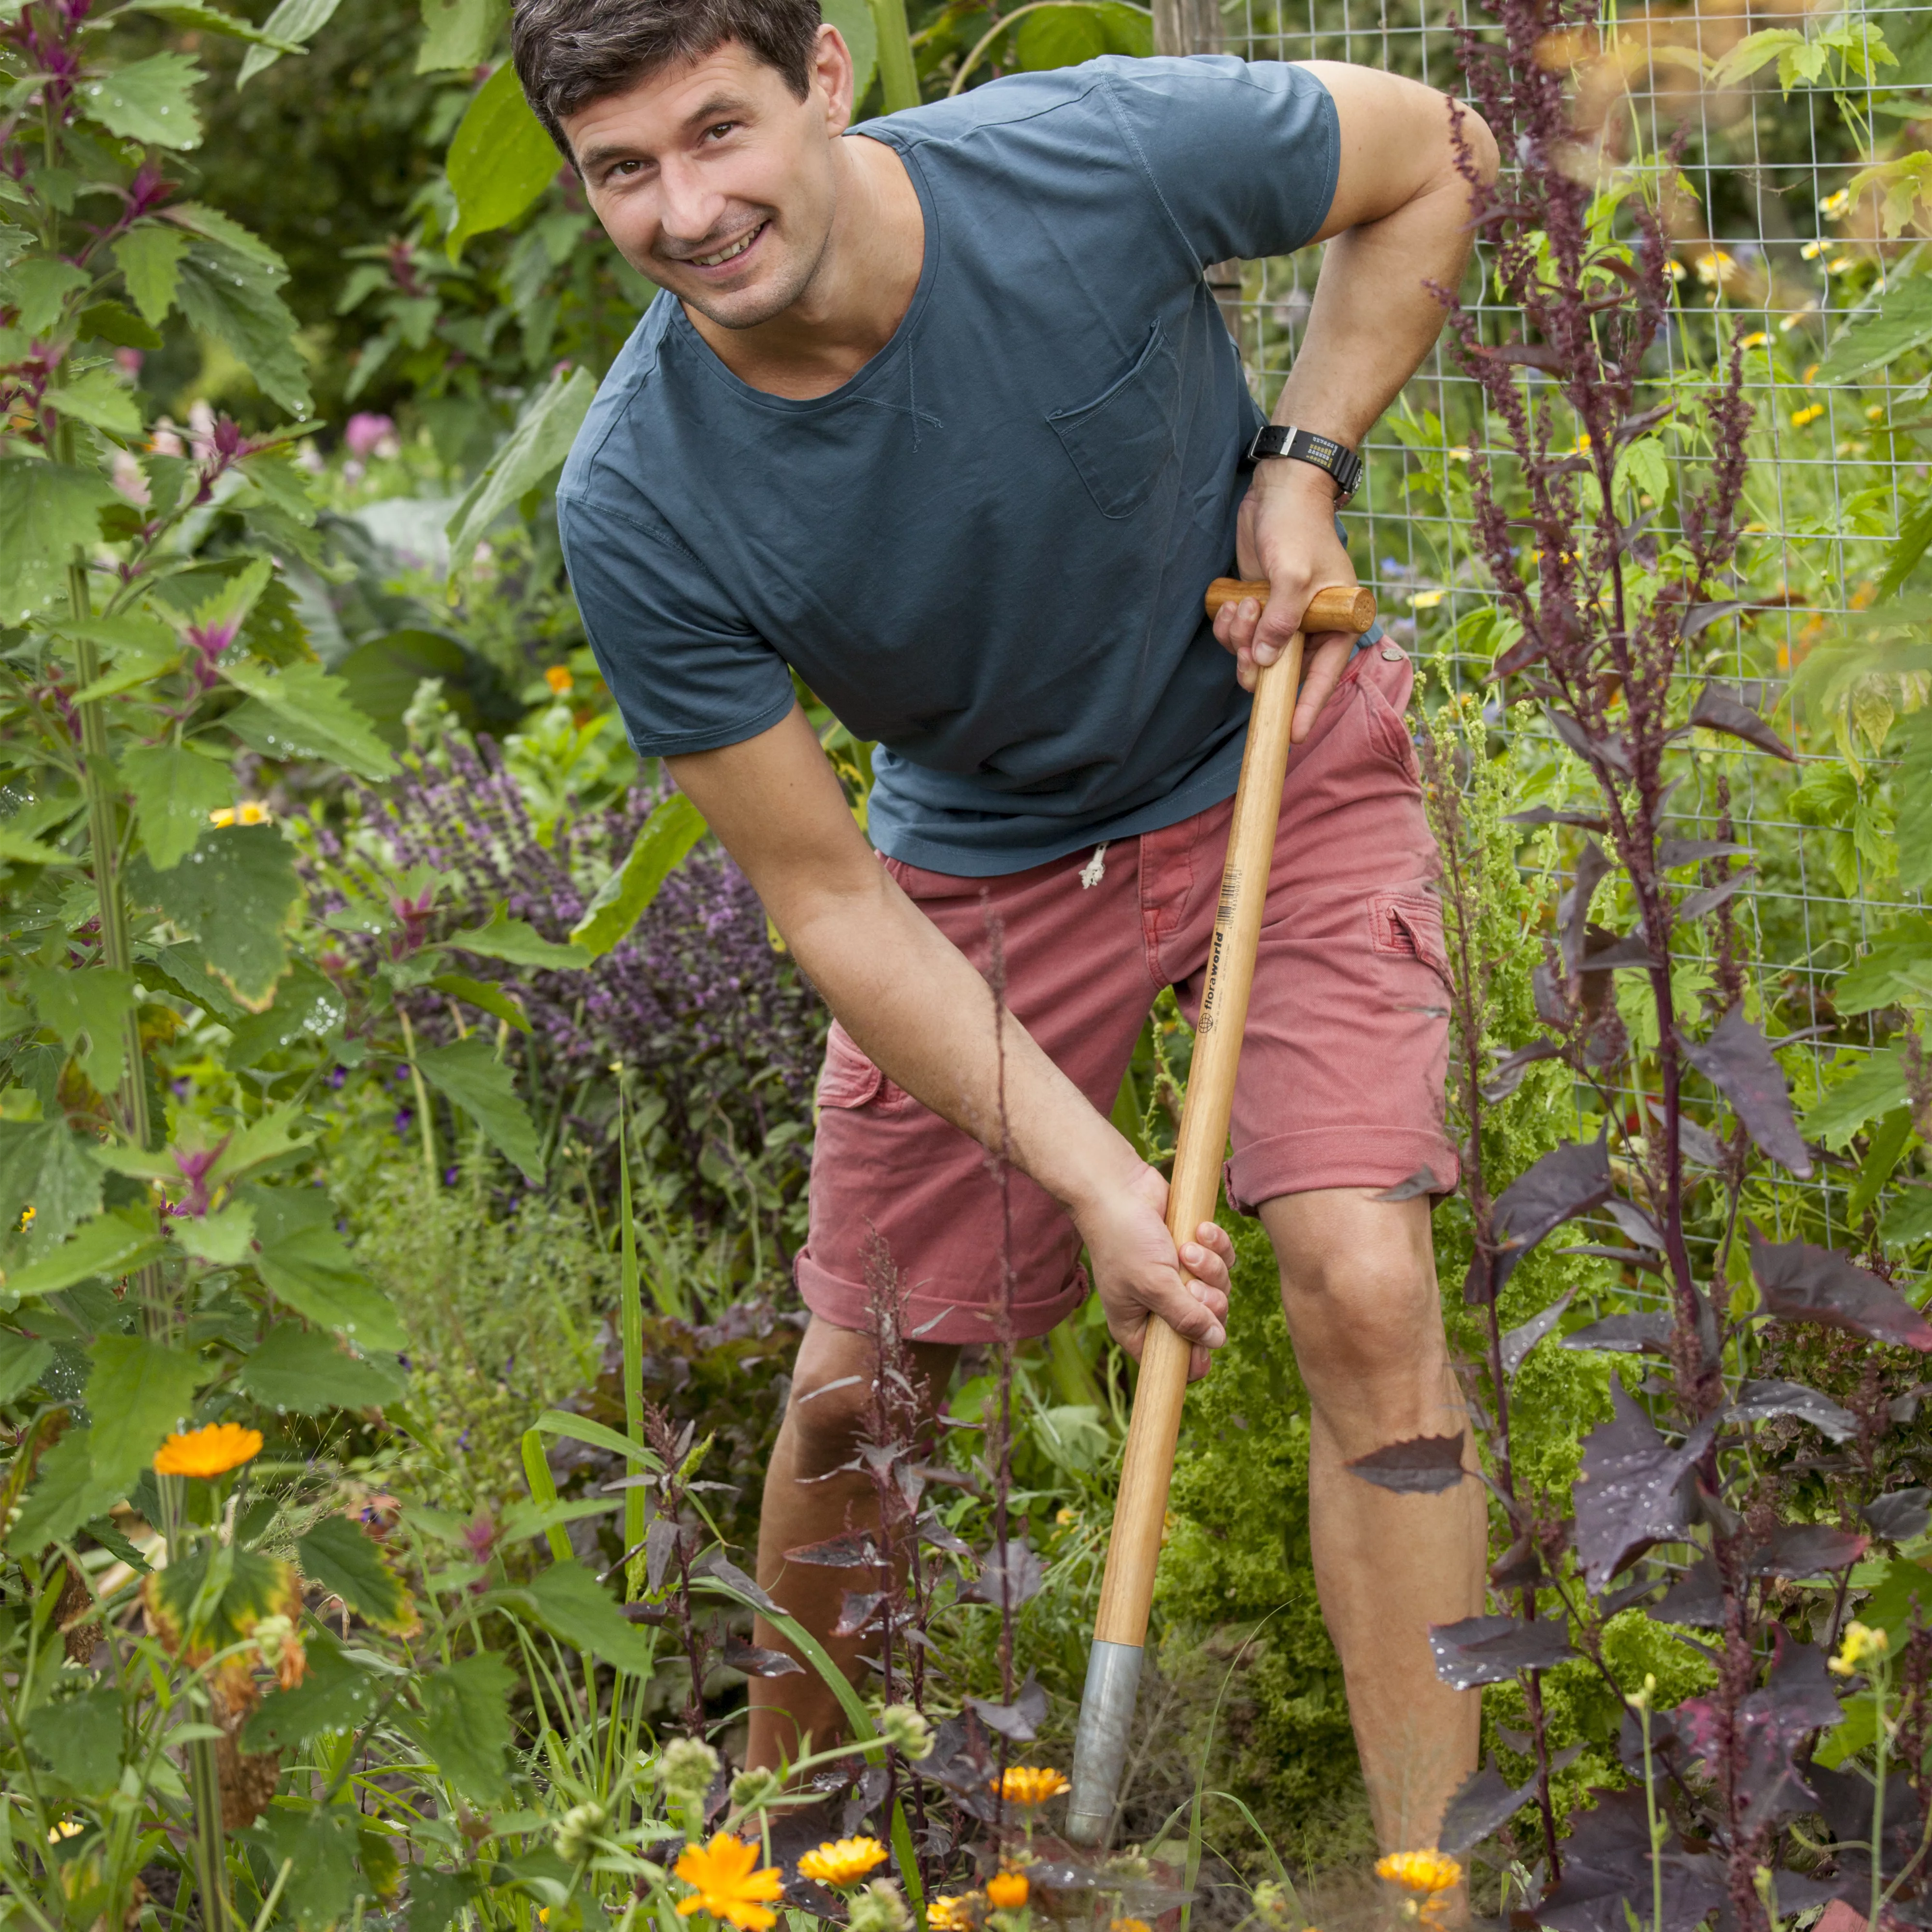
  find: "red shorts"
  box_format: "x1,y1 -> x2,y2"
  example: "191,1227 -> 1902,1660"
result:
794,642 -> 1458,1344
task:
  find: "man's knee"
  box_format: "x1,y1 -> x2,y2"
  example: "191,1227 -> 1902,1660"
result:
774,1321 -> 956,1482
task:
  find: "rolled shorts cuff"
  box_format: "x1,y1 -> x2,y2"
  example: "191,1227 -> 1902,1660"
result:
793,1255 -> 1091,1346
1224,1126 -> 1461,1216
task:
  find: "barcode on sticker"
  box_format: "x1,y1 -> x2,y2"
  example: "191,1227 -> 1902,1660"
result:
1217,867 -> 1242,923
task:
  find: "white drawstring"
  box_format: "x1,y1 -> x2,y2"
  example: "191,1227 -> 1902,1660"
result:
1079,843 -> 1108,889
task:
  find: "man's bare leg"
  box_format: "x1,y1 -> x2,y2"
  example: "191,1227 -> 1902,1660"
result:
1260,1187 -> 1485,1855
747,1316 -> 958,1771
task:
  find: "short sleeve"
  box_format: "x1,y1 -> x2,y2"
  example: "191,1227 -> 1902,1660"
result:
1101,56 -> 1339,268
556,491 -> 796,759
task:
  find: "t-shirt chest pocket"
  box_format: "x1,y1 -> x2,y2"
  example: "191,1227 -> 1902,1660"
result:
1046,323 -> 1182,521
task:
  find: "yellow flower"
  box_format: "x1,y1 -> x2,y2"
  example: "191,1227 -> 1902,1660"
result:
675,1833 -> 785,1931
18,1205 -> 33,1231
154,1422 -> 263,1478
1446,445 -> 1471,462
209,801 -> 271,828
992,1766 -> 1070,1806
1054,1506 -> 1076,1527
928,1898 -> 980,1932
1693,250 -> 1736,287
47,1819 -> 84,1842
1790,404 -> 1825,428
1377,1851 -> 1463,1895
1869,405 -> 1887,422
798,1838 -> 889,1888
544,665 -> 574,695
1830,1621 -> 1889,1677
1739,331 -> 1768,349
1828,256 -> 1856,276
1801,239 -> 1827,261
985,1872 -> 1029,1910
1112,1919 -> 1154,1932
1409,590 -> 1444,610
1665,259 -> 1687,281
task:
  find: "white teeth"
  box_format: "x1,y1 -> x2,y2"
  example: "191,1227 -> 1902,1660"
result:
692,226 -> 760,268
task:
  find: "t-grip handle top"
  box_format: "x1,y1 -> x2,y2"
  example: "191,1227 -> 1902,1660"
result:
1065,579 -> 1378,1849
1203,579 -> 1378,629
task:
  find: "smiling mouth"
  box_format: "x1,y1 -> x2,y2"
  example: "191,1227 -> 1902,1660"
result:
687,223 -> 765,269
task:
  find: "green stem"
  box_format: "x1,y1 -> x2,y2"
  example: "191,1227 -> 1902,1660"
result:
1874,1664 -> 1890,1932
619,1093 -> 647,1598
395,1006 -> 439,1184
187,1721 -> 231,1932
869,0 -> 921,111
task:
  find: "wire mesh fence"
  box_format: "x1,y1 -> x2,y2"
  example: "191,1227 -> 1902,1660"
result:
1185,0 -> 1929,1250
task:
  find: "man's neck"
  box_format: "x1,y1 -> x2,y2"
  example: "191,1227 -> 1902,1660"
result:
682,134 -> 924,401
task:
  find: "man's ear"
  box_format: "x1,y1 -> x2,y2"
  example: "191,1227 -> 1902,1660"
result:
813,20 -> 855,132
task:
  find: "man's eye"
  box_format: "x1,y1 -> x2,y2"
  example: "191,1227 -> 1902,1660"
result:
705,121 -> 736,140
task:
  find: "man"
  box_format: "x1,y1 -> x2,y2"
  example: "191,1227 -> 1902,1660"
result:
514,0 -> 1498,1855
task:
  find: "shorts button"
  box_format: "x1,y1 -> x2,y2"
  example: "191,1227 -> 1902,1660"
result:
1380,643 -> 1406,661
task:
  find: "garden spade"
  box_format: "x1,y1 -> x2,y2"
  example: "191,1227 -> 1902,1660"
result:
1065,577 -> 1378,1847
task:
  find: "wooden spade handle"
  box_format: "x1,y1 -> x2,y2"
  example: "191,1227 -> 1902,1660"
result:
1090,581 -> 1377,1652
1205,580 -> 1378,629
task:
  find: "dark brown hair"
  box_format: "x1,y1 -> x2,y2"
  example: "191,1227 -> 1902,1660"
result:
511,0 -> 823,159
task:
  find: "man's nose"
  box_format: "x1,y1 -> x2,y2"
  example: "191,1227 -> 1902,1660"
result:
656,157 -> 727,247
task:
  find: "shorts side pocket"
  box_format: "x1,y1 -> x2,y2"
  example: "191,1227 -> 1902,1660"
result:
1370,892 -> 1452,987
816,1022 -> 909,1112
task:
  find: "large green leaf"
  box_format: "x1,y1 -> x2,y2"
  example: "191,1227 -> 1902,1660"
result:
418,0 -> 510,71
246,1186 -> 405,1350
113,225 -> 191,326
77,51 -> 205,149
25,1686 -> 124,1797
239,0 -> 344,85
297,1514 -> 418,1633
0,1120 -> 101,1258
243,1631 -> 381,1749
3,258 -> 90,336
0,1331 -> 55,1407
446,60 -> 560,259
504,1558 -> 656,1673
120,742 -> 234,871
222,659 -> 398,781
0,460 -> 117,625
126,824 -> 303,1011
20,965 -> 137,1094
406,1869 -> 483,1932
442,912 -> 589,970
249,1804 -> 366,1932
569,794 -> 706,957
239,1324 -> 406,1414
1802,1047 -> 1908,1148
1015,4 -> 1109,68
1819,275 -> 1932,382
173,239 -> 310,415
444,364 -> 597,568
86,1335 -> 204,1498
226,961 -> 350,1069
45,365 -> 142,439
9,1428 -> 118,1552
3,1209 -> 164,1300
416,1036 -> 546,1182
406,1652 -> 514,1804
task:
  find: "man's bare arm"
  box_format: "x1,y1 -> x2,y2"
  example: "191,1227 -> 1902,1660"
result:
1213,65 -> 1501,733
667,707 -> 1233,1372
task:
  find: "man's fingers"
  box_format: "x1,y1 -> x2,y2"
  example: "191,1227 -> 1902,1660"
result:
1250,587 -> 1312,669
1291,632 -> 1354,741
1143,1270 -> 1227,1350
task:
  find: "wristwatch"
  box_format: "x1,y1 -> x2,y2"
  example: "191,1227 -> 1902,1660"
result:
1241,424 -> 1364,500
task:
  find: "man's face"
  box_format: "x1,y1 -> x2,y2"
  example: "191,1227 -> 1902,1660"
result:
565,31 -> 852,331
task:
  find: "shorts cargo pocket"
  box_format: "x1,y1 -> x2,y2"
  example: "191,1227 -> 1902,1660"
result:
815,1022 -> 908,1113
1371,892 -> 1452,987
1047,324 -> 1180,520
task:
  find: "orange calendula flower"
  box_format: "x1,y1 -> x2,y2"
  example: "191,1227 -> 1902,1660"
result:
675,1832 -> 785,1931
1112,1919 -> 1153,1932
544,665 -> 575,695
154,1422 -> 263,1478
1377,1851 -> 1463,1895
928,1898 -> 980,1932
991,1767 -> 1070,1806
798,1837 -> 889,1888
985,1872 -> 1029,1910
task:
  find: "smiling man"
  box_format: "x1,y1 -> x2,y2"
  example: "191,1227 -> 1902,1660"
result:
512,0 -> 1496,1856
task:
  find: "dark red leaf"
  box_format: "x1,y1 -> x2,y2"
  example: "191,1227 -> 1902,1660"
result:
1507,805 -> 1610,831
723,1635 -> 805,1678
1729,1378 -> 1858,1444
693,1552 -> 782,1616
1347,1432 -> 1467,1494
1562,1312 -> 1673,1354
961,1538 -> 1044,1608
1534,1788 -> 1725,1932
1862,1487 -> 1932,1541
1560,840 -> 1613,978
1474,339 -> 1571,372
1578,930 -> 1657,972
832,1590 -> 887,1638
1547,708 -> 1634,774
1659,837 -> 1750,867
1677,1006 -> 1812,1177
1428,1614 -> 1577,1690
1675,1631 -> 1839,1830
1688,680 -> 1796,760
1677,873 -> 1753,924
1482,1037 -> 1565,1104
781,1532 -> 882,1569
965,1674 -> 1046,1742
1751,1227 -> 1932,1351
1572,1385 -> 1714,1589
1438,1763 -> 1537,1854
1485,1134 -> 1613,1298
1500,1290 -> 1576,1378
1682,600 -> 1751,639
1652,1557 -> 1725,1628
1745,1524 -> 1868,1578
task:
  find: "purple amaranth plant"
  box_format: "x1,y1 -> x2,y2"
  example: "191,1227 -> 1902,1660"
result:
1342,0 -> 1932,1924
314,731 -> 826,1243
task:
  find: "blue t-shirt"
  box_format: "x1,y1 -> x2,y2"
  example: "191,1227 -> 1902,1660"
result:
557,56 -> 1339,876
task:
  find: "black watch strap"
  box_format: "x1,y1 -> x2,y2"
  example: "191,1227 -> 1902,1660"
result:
1241,423 -> 1364,500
